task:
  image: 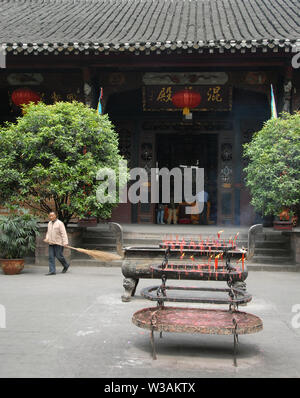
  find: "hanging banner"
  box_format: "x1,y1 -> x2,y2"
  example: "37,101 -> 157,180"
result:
142,85 -> 232,112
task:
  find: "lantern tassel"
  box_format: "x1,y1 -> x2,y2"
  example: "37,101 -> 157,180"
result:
183,107 -> 190,115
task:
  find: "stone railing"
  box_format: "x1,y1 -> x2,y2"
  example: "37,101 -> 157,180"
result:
247,224 -> 263,261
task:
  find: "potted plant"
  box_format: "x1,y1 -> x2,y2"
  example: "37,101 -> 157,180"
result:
0,208 -> 39,275
273,208 -> 294,231
243,112 -> 300,229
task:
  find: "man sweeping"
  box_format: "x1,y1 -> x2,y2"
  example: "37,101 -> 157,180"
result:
44,211 -> 70,275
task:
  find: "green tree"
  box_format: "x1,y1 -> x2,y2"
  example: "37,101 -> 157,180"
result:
243,112 -> 300,217
0,101 -> 128,225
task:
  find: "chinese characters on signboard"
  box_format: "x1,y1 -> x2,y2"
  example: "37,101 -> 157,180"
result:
143,85 -> 232,111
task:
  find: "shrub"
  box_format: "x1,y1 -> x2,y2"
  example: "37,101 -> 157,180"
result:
0,208 -> 39,259
243,112 -> 300,217
0,101 -> 128,225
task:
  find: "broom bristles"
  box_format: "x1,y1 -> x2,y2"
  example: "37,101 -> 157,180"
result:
47,241 -> 123,262
72,247 -> 122,261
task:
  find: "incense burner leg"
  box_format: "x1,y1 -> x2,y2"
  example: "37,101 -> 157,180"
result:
150,329 -> 157,360
233,332 -> 239,367
122,277 -> 139,302
233,319 -> 239,367
131,278 -> 139,297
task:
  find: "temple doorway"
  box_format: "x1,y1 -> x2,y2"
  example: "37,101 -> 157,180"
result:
156,132 -> 218,224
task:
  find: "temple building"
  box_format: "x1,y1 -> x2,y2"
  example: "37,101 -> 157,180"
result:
0,0 -> 299,225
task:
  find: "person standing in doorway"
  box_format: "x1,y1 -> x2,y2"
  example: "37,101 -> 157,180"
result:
44,211 -> 70,275
157,203 -> 165,224
167,197 -> 178,225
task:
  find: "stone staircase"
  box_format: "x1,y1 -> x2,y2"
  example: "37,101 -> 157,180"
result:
70,224 -> 298,271
247,231 -> 296,271
251,234 -> 292,264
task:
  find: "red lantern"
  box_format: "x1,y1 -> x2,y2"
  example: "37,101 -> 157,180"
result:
172,89 -> 201,115
11,88 -> 40,107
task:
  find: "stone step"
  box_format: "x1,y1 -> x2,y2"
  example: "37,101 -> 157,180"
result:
83,232 -> 115,239
255,241 -> 290,249
123,232 -> 248,240
250,255 -> 294,265
83,233 -> 244,241
254,248 -> 291,257
247,263 -> 300,272
255,233 -> 290,242
82,236 -> 116,244
82,231 -> 248,241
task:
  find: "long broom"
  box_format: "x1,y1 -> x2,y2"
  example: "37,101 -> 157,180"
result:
47,241 -> 123,261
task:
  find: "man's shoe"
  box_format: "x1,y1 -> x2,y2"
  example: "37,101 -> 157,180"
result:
61,266 -> 69,273
45,272 -> 56,275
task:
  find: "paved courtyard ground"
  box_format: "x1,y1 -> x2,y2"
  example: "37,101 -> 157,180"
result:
0,265 -> 300,378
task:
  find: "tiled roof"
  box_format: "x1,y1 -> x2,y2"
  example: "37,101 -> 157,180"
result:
0,0 -> 299,55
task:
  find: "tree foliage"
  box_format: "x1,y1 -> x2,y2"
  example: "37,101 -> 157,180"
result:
243,112 -> 300,217
0,101 -> 128,225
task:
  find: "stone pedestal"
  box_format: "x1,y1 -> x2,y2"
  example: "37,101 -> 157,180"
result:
35,224 -> 86,266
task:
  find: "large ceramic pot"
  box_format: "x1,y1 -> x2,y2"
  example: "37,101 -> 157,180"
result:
274,209 -> 293,231
273,220 -> 293,231
0,259 -> 24,275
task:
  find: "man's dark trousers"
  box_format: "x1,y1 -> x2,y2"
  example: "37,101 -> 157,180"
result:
49,244 -> 69,273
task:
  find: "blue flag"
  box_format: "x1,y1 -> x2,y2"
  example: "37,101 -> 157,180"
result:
97,87 -> 103,115
270,84 -> 277,119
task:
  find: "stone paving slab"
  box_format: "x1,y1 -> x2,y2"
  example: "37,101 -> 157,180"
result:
0,265 -> 300,378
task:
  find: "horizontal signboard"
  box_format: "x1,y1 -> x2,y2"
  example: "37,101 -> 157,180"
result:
142,85 -> 232,112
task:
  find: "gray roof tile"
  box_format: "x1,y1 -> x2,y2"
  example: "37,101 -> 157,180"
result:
0,0 -> 299,54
